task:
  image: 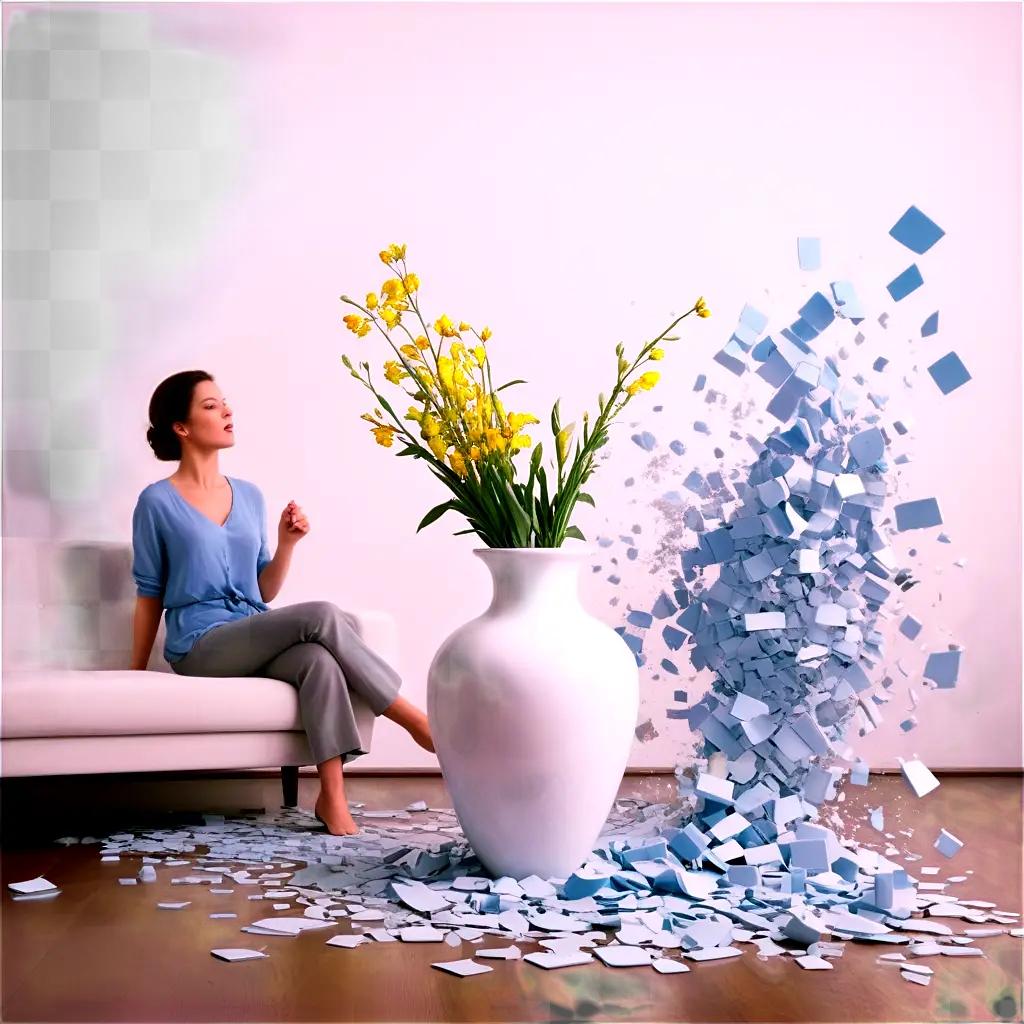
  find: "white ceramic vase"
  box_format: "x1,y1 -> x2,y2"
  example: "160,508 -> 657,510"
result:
426,546 -> 640,880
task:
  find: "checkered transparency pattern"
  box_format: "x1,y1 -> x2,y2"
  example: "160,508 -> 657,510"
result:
3,4 -> 242,667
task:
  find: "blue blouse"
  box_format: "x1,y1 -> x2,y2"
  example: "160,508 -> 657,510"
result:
131,475 -> 272,663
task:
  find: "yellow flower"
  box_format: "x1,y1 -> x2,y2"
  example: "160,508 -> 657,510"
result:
380,306 -> 401,330
450,341 -> 465,361
371,426 -> 395,447
379,243 -> 406,265
458,321 -> 472,332
650,348 -> 664,360
384,360 -> 404,384
359,411 -> 381,425
469,444 -> 481,461
434,314 -> 459,337
427,435 -> 447,461
404,406 -> 422,423
507,411 -> 539,432
480,326 -> 492,341
437,355 -> 456,392
343,313 -> 367,335
695,296 -> 711,318
484,427 -> 506,453
626,370 -> 660,396
556,423 -> 575,465
509,434 -> 532,450
381,278 -> 406,304
448,449 -> 468,477
399,343 -> 423,362
420,414 -> 441,439
473,345 -> 486,366
415,334 -> 430,350
403,273 -> 419,293
366,292 -> 378,310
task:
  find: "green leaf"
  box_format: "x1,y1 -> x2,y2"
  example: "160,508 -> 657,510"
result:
550,398 -> 561,438
530,441 -> 544,476
577,492 -> 595,506
416,500 -> 460,533
537,464 -> 550,527
495,379 -> 528,392
503,477 -> 532,546
452,528 -> 477,536
564,525 -> 586,541
395,445 -> 422,458
376,392 -> 399,421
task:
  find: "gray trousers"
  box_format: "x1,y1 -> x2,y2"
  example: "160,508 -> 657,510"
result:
169,600 -> 403,764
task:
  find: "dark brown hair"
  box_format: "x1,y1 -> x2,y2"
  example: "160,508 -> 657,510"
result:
146,370 -> 214,461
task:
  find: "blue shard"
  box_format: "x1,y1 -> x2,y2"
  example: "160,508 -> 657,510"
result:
798,237 -> 821,270
886,264 -> 924,302
798,292 -> 836,331
894,497 -> 942,531
889,205 -> 945,254
927,351 -> 971,395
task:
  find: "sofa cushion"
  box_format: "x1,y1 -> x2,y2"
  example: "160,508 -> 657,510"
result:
0,668 -> 329,738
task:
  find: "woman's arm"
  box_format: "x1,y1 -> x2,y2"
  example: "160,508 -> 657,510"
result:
130,595 -> 163,670
258,545 -> 294,604
256,494 -> 309,603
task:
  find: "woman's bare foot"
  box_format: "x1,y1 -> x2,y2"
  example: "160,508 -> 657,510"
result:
382,695 -> 435,753
314,793 -> 360,836
408,709 -> 435,753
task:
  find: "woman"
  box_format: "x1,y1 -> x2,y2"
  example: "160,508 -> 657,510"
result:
130,370 -> 433,837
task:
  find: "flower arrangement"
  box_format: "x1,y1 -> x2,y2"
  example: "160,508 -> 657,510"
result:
340,243 -> 709,548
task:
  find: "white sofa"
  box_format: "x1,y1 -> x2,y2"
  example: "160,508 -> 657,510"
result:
0,538 -> 396,805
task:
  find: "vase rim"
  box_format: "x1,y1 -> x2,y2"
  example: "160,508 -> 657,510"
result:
472,545 -> 595,556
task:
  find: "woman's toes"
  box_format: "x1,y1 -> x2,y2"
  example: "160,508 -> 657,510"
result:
314,797 -> 361,835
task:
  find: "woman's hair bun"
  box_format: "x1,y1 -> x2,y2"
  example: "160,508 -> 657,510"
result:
146,370 -> 213,462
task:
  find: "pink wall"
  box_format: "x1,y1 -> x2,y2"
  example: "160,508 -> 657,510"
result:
6,2 -> 1020,769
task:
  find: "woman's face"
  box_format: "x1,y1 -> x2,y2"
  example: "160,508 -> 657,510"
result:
176,380 -> 235,451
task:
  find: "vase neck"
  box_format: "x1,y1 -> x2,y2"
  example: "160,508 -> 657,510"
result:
474,548 -> 591,614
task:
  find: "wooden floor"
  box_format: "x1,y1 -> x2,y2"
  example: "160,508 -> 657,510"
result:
1,772 -> 1021,1023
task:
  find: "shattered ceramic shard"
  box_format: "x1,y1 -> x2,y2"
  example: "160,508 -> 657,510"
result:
889,206 -> 945,254
210,948 -> 269,962
926,352 -> 971,395
894,498 -> 942,532
886,264 -> 924,301
934,830 -> 964,859
798,237 -> 822,270
431,958 -> 494,977
923,650 -> 961,688
523,950 -> 594,970
899,758 -> 941,798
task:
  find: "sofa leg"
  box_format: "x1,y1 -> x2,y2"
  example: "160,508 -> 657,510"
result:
281,765 -> 299,808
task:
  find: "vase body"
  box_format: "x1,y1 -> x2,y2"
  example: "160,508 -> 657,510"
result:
426,547 -> 640,879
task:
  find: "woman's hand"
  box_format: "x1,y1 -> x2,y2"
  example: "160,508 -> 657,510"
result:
278,500 -> 310,547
